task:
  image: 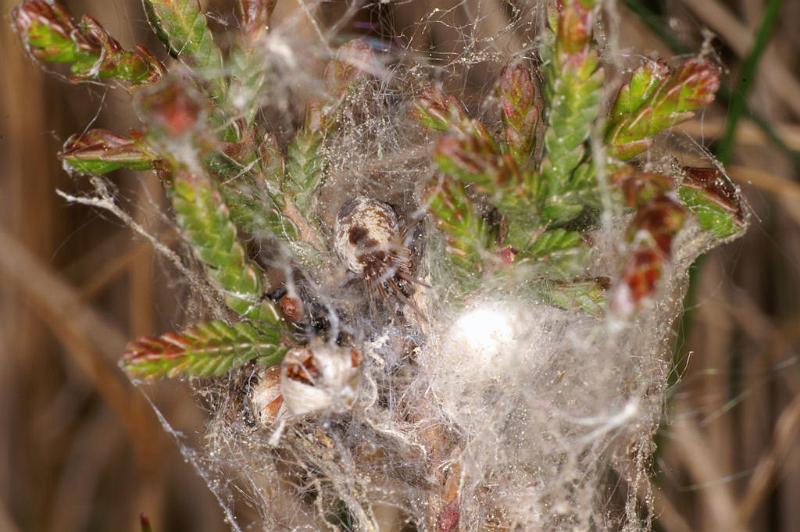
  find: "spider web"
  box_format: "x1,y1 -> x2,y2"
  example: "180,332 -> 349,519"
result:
59,1 -> 746,530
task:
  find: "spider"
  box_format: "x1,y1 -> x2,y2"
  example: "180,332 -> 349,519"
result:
333,196 -> 420,310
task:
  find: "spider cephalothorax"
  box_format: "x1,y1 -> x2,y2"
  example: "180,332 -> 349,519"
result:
333,196 -> 416,305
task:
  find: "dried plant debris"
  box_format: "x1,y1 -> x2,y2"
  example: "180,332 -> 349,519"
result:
14,0 -> 747,530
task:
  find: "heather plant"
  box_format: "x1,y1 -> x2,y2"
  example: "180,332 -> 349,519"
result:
14,0 -> 746,530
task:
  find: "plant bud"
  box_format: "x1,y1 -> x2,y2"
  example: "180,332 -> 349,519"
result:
280,341 -> 362,416
62,129 -> 156,175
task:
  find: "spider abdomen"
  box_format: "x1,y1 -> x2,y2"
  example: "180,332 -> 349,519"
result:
334,196 -> 406,280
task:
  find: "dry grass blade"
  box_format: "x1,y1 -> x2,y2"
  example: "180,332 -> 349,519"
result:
738,392 -> 800,523
78,240 -> 155,299
0,500 -> 19,532
651,487 -> 692,532
681,0 -> 800,118
0,226 -> 164,467
670,417 -> 747,532
728,165 -> 800,202
677,119 -> 800,152
625,467 -> 692,532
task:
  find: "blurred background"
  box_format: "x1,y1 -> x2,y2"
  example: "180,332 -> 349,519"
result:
1,0 -> 799,530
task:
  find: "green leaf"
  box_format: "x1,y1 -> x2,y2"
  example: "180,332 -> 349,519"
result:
607,58 -> 720,160
227,44 -> 267,125
170,171 -> 283,325
539,279 -> 607,316
252,38 -> 378,210
434,122 -> 520,193
427,178 -> 494,275
527,229 -> 583,258
122,320 -> 287,379
678,166 -> 746,239
679,187 -> 741,239
413,88 -> 470,132
13,1 -> 164,87
202,135 -> 298,241
418,84 -> 541,248
143,0 -> 226,101
539,194 -> 589,226
61,129 -> 157,175
520,229 -> 587,278
220,181 -> 298,240
284,127 -> 324,214
495,196 -> 537,250
610,59 -> 669,121
538,0 -> 604,224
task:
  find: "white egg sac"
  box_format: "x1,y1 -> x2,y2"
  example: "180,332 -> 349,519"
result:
425,298 -> 571,429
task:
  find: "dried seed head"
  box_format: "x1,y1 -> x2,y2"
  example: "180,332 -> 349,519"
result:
333,196 -> 414,298
280,341 -> 362,416
249,366 -> 284,427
